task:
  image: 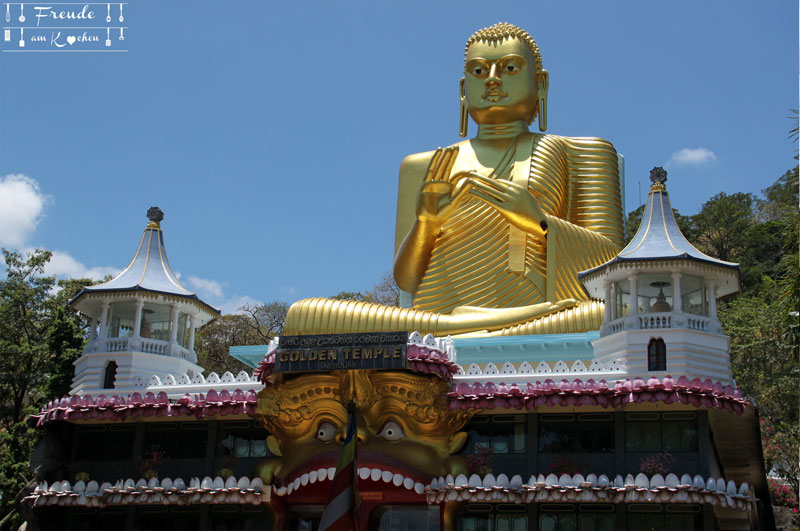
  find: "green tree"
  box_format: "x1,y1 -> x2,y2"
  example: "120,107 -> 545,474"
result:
41,307 -> 85,400
692,192 -> 755,263
195,301 -> 288,375
0,249 -> 56,429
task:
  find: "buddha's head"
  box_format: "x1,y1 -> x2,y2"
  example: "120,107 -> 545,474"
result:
462,22 -> 549,131
254,370 -> 472,492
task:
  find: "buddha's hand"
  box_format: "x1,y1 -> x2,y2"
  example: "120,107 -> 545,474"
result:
467,173 -> 548,239
416,146 -> 471,227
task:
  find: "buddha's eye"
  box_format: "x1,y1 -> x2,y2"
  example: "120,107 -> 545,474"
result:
378,420 -> 405,441
506,65 -> 517,72
316,421 -> 336,442
472,67 -> 483,76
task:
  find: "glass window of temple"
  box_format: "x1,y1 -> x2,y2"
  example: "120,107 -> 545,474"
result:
208,505 -> 270,530
458,504 -> 527,531
74,424 -> 135,462
538,414 -> 615,453
144,422 -> 208,462
107,301 -> 135,337
626,504 -> 701,530
177,312 -> 189,348
614,279 -> 630,318
633,273 -> 674,313
625,412 -> 698,453
538,504 -> 615,531
371,506 -> 441,529
680,274 -> 708,316
216,421 -> 270,459
647,338 -> 667,371
103,360 -> 117,389
466,415 -> 527,454
141,302 -> 172,341
134,506 -> 201,531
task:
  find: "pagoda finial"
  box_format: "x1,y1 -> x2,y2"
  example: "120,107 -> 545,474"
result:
650,167 -> 667,191
146,206 -> 164,228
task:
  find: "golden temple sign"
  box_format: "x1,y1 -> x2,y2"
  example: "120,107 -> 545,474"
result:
274,332 -> 408,373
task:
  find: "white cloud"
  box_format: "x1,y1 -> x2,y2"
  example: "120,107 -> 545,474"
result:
45,249 -> 121,280
668,147 -> 717,166
219,295 -> 263,315
187,275 -> 226,299
280,285 -> 296,295
0,174 -> 50,247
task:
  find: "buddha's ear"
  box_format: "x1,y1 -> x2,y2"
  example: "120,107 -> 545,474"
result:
537,69 -> 549,94
459,77 -> 468,138
537,69 -> 549,132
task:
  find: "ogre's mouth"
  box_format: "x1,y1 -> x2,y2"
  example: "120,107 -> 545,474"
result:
275,449 -> 431,496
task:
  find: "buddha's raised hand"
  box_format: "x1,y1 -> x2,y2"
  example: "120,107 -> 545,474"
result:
416,146 -> 473,227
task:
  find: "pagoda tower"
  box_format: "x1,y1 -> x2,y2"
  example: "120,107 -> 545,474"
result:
69,207 -> 220,394
579,168 -> 740,383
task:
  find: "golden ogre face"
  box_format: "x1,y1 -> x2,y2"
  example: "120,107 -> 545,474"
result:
464,37 -> 539,125
254,371 -> 471,491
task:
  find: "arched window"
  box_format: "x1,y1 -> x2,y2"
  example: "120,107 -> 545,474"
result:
103,360 -> 118,389
648,338 -> 666,371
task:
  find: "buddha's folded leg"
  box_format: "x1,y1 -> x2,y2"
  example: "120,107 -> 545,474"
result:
283,297 -> 604,336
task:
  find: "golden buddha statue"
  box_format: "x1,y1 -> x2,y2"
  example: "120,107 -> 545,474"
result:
284,22 -> 623,337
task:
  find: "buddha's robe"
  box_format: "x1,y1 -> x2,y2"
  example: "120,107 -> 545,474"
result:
283,133 -> 623,337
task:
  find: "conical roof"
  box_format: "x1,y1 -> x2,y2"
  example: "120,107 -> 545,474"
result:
71,207 -> 220,315
579,168 -> 740,296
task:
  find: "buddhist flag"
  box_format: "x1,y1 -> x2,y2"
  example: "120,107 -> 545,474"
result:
319,407 -> 359,531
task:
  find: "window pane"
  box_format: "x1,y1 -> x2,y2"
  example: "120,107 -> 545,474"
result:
625,422 -> 642,452
642,422 -> 662,452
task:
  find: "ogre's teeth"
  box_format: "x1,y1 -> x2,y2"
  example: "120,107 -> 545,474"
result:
414,482 -> 425,494
358,467 -> 371,480
403,477 -> 414,490
392,473 -> 404,486
300,473 -> 309,486
370,469 -> 382,482
381,470 -> 393,483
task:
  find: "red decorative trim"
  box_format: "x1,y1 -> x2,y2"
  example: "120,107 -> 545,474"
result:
447,376 -> 747,414
34,389 -> 259,427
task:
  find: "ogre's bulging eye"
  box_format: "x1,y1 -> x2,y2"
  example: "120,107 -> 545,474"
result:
316,421 -> 336,442
378,420 -> 405,441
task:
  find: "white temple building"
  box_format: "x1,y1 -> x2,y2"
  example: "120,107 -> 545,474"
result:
68,207 -> 220,395
579,168 -> 741,384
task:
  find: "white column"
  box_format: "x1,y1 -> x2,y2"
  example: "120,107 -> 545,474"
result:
609,282 -> 617,320
99,302 -> 110,338
603,280 -> 612,322
169,304 -> 179,343
671,272 -> 682,313
188,314 -> 196,351
132,299 -> 144,339
629,273 -> 639,316
707,280 -> 717,319
90,318 -> 98,341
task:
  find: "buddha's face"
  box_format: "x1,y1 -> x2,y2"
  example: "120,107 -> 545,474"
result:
464,37 -> 540,125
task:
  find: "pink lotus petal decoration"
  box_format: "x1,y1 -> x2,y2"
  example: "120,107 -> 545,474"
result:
445,376 -> 749,415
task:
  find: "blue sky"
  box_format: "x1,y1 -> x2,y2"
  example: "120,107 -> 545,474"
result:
0,1 -> 797,313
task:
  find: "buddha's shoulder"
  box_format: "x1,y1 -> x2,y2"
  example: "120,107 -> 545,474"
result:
538,133 -> 617,153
